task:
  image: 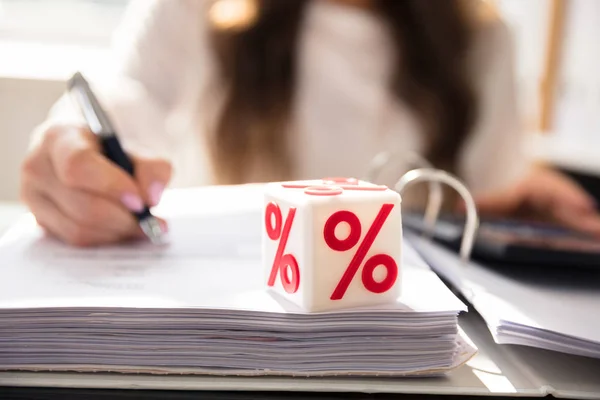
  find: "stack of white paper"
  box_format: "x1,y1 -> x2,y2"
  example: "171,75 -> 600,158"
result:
0,185 -> 475,377
407,232 -> 600,359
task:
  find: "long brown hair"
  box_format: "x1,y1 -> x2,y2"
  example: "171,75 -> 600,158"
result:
207,0 -> 478,184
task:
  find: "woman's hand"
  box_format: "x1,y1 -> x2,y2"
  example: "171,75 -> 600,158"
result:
472,165 -> 600,237
20,122 -> 172,247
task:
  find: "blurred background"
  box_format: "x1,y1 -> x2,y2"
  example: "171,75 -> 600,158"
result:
0,0 -> 598,201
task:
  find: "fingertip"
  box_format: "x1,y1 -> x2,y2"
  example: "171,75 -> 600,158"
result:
576,195 -> 598,213
148,182 -> 165,207
158,218 -> 169,233
134,158 -> 171,207
121,193 -> 145,212
552,207 -> 600,238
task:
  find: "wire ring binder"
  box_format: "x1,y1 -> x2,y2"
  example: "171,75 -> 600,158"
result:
364,150 -> 443,238
394,168 -> 479,263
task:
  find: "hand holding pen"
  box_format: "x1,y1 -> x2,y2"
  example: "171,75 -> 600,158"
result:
20,72 -> 171,246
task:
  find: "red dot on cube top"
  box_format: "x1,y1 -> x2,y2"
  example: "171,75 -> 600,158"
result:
304,185 -> 343,196
265,202 -> 300,294
324,204 -> 398,300
322,177 -> 359,185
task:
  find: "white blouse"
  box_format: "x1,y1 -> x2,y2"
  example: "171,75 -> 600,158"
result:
63,0 -> 530,195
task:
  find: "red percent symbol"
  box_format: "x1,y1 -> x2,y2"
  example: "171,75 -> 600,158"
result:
265,202 -> 300,294
325,204 -> 398,300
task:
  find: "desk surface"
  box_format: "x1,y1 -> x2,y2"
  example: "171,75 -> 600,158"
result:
0,203 -> 598,399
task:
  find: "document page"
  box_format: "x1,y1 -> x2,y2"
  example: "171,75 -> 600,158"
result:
407,233 -> 600,357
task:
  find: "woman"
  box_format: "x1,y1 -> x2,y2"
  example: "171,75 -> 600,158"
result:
20,0 -> 600,246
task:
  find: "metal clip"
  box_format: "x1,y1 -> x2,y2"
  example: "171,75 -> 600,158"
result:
364,150 -> 443,239
395,168 -> 479,263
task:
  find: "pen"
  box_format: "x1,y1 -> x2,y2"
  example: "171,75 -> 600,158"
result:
66,71 -> 166,244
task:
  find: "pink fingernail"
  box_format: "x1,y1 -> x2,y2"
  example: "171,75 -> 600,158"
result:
121,193 -> 144,212
149,182 -> 165,207
159,220 -> 169,233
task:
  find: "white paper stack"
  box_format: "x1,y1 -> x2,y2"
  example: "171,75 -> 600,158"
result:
407,232 -> 600,359
0,185 -> 475,377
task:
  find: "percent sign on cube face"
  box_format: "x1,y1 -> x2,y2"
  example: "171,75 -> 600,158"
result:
324,204 -> 398,300
264,202 -> 300,294
263,178 -> 402,312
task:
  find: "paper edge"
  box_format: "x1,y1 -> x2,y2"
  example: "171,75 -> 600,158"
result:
0,330 -> 478,379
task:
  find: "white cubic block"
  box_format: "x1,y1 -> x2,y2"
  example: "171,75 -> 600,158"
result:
262,177 -> 402,312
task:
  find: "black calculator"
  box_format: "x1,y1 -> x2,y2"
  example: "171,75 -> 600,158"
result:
402,212 -> 600,269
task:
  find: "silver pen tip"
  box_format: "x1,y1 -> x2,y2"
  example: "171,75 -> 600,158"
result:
139,217 -> 167,245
